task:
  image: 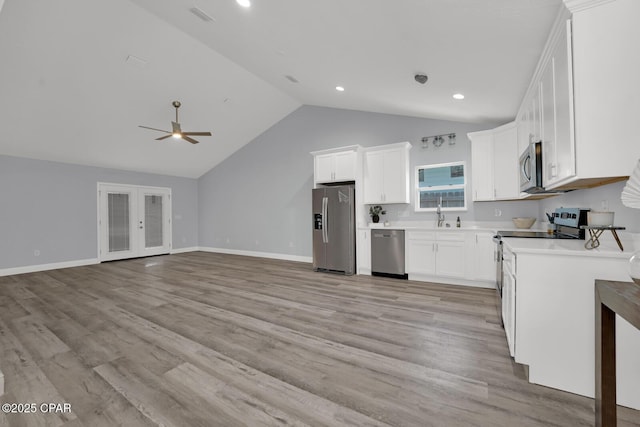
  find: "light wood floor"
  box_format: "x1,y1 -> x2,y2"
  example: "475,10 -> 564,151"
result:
0,252 -> 638,427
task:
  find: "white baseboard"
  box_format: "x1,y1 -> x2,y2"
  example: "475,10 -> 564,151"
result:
0,248 -> 312,278
0,258 -> 99,277
407,273 -> 494,289
170,246 -> 199,254
199,247 -> 312,263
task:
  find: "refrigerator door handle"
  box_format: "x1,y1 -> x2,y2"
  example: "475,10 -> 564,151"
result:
322,196 -> 328,243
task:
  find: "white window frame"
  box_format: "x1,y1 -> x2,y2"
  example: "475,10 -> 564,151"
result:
415,161 -> 468,212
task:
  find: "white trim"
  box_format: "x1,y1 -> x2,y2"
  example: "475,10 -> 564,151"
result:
0,368 -> 4,397
0,258 -> 98,277
407,274 -> 494,289
415,161 -> 468,213
170,246 -> 199,254
199,247 -> 312,263
97,183 -> 172,262
563,0 -> 615,13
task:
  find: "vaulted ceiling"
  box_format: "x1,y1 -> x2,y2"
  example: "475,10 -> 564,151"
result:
0,0 -> 561,178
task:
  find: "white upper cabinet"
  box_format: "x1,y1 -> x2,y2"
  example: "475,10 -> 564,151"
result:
493,124 -> 520,199
311,146 -> 360,184
469,130 -> 494,201
469,122 -> 519,201
363,142 -> 411,204
540,19 -> 576,188
517,1 -> 640,191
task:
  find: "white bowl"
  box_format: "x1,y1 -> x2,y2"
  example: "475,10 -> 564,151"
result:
588,211 -> 614,226
512,217 -> 536,229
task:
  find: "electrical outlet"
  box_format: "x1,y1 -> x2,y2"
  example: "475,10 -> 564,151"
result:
226,238 -> 230,243
494,208 -> 502,217
255,240 -> 260,246
34,249 -> 40,257
289,241 -> 295,247
601,200 -> 609,211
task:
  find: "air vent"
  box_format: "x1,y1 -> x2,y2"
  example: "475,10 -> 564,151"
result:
285,75 -> 299,83
189,7 -> 215,22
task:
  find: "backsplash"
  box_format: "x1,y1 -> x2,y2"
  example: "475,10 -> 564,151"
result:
538,181 -> 640,232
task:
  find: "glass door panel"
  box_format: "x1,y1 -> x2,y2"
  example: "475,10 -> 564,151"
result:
144,194 -> 164,248
108,193 -> 131,252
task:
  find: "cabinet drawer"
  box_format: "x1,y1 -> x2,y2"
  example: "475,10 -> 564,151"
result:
435,232 -> 465,242
407,231 -> 436,241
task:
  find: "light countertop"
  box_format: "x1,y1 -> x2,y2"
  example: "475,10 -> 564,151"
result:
358,221 -> 639,258
502,233 -> 639,259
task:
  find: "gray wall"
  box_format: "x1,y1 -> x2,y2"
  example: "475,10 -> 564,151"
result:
198,105 -> 540,257
0,155 -> 198,269
538,181 -> 640,232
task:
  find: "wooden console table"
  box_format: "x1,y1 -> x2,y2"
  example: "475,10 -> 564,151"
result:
595,280 -> 640,426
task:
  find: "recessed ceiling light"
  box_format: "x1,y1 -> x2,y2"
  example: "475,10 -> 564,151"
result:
453,93 -> 465,100
236,0 -> 251,8
336,86 -> 345,92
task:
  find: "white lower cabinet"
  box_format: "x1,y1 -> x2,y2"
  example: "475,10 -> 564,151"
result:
502,270 -> 516,357
406,231 -> 465,280
473,232 -> 496,282
502,246 -> 516,357
357,229 -> 371,275
406,235 -> 437,276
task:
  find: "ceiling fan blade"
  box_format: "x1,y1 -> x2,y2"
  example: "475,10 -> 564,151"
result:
139,125 -> 170,133
155,134 -> 173,141
182,136 -> 200,144
182,131 -> 212,136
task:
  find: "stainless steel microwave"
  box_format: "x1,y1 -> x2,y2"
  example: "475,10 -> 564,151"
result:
519,141 -> 544,193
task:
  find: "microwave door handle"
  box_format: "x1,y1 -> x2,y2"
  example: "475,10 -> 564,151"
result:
523,156 -> 531,181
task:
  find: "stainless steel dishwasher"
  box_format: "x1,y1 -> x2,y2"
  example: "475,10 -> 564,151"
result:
371,229 -> 407,279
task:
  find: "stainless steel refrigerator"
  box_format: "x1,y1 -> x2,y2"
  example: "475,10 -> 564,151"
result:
312,185 -> 355,275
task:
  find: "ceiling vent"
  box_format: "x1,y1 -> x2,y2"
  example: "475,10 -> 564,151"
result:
285,75 -> 299,83
189,7 -> 215,22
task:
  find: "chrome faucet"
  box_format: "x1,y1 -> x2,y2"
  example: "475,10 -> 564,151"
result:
436,197 -> 445,227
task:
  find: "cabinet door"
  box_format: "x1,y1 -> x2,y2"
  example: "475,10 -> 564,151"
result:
517,110 -> 530,155
333,151 -> 357,181
470,132 -> 494,201
493,125 -> 519,199
314,154 -> 335,183
541,57 -> 557,187
473,233 -> 496,282
407,238 -> 436,276
550,20 -> 576,185
381,148 -> 409,204
363,150 -> 385,204
503,271 -> 516,357
436,240 -> 465,278
357,229 -> 371,274
530,85 -> 542,143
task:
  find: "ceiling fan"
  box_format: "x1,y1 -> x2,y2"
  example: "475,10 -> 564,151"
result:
139,101 -> 211,144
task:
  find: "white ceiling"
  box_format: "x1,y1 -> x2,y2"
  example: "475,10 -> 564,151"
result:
0,0 -> 562,178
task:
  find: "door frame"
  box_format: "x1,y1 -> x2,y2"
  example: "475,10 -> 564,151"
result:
97,182 -> 172,262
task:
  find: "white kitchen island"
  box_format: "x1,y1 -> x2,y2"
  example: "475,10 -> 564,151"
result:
504,234 -> 640,410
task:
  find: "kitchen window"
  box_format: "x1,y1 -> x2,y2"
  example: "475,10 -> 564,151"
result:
415,161 -> 467,212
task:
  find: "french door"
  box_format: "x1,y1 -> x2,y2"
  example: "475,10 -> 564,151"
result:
98,183 -> 171,262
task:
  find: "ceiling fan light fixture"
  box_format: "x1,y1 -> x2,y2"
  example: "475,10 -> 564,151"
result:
172,133 -> 181,139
